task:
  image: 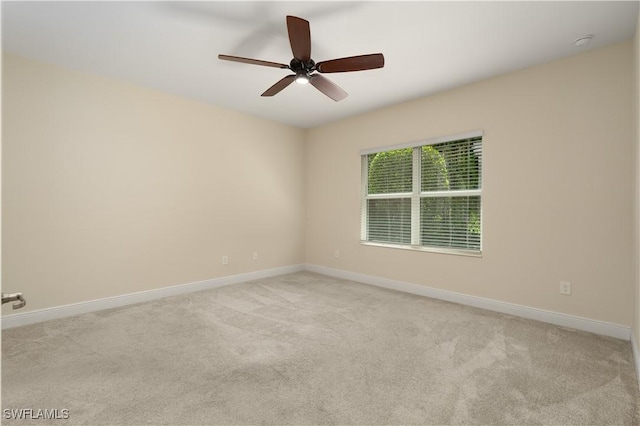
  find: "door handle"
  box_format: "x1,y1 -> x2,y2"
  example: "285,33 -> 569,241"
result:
2,293 -> 26,310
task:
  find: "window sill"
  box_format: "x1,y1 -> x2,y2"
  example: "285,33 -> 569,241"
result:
360,241 -> 483,258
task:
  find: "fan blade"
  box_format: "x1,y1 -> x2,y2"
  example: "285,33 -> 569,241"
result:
309,74 -> 348,102
316,53 -> 384,73
261,75 -> 296,97
286,16 -> 311,62
218,54 -> 289,69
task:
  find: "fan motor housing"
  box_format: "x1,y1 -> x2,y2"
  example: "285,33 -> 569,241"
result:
290,58 -> 316,73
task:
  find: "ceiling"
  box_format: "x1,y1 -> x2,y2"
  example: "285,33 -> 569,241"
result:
2,1 -> 638,129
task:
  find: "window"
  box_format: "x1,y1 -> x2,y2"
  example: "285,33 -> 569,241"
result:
361,131 -> 482,255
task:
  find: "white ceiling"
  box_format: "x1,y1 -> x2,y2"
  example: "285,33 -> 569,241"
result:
2,1 -> 638,129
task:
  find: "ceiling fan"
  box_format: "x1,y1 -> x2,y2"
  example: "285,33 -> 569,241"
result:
218,15 -> 384,102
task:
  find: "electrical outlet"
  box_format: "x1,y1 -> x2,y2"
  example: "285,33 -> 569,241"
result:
560,281 -> 571,295
222,256 -> 229,265
334,250 -> 340,259
253,252 -> 258,261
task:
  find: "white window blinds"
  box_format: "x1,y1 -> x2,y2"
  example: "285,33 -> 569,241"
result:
361,132 -> 482,255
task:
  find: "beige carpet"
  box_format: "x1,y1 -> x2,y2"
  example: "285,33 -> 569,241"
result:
2,271 -> 638,425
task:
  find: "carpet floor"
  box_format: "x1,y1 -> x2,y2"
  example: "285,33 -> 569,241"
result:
2,271 -> 638,425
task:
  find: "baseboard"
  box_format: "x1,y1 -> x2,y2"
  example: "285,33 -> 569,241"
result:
632,333 -> 640,388
4,263 -> 631,342
305,264 -> 631,341
1,264 -> 305,329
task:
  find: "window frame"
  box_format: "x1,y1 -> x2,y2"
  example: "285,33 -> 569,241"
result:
360,130 -> 483,257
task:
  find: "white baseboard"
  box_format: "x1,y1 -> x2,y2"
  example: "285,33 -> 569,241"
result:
632,333 -> 640,388
1,264 -> 305,329
305,264 -> 631,341
4,263 -> 631,342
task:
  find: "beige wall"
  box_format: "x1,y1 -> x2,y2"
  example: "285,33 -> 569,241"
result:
3,41 -> 636,329
2,54 -> 306,314
306,41 -> 634,326
634,12 -> 640,348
